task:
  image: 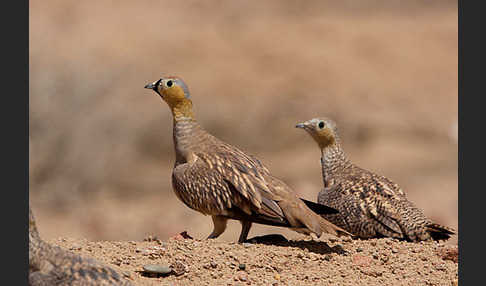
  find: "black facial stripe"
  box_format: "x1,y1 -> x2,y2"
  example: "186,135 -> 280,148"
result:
153,79 -> 162,90
153,78 -> 162,95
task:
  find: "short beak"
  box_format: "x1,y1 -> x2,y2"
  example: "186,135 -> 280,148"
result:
295,122 -> 307,129
144,79 -> 162,95
144,83 -> 155,89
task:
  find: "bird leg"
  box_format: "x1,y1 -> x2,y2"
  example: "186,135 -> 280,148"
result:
238,220 -> 253,243
207,216 -> 228,239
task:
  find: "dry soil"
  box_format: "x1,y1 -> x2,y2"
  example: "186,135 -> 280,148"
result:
51,232 -> 458,286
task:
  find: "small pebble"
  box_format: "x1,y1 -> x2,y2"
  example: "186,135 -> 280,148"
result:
238,272 -> 248,282
172,261 -> 187,276
239,264 -> 246,271
142,264 -> 172,275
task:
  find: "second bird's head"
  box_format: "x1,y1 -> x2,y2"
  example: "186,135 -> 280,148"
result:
295,117 -> 339,149
144,76 -> 192,113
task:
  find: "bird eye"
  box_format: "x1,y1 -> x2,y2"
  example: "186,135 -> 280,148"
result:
166,80 -> 173,87
318,121 -> 325,129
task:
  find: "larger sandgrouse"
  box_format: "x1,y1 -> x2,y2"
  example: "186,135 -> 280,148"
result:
144,77 -> 348,243
296,117 -> 455,241
29,206 -> 134,285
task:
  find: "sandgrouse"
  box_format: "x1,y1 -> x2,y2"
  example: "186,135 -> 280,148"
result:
296,117 -> 455,241
144,76 -> 349,243
29,206 -> 133,286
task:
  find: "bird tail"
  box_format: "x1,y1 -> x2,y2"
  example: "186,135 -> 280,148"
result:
301,210 -> 351,238
316,215 -> 351,237
301,198 -> 339,215
426,223 -> 455,241
278,197 -> 351,238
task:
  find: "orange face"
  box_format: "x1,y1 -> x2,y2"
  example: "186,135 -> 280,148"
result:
145,77 -> 193,118
296,117 -> 337,149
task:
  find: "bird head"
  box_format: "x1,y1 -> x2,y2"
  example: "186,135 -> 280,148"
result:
145,76 -> 193,118
295,117 -> 339,149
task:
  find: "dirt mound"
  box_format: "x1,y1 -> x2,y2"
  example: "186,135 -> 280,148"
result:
51,233 -> 458,285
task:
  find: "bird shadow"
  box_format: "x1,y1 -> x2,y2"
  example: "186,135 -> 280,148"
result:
245,234 -> 348,256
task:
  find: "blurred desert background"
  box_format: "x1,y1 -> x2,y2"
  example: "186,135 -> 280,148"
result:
29,1 -> 458,245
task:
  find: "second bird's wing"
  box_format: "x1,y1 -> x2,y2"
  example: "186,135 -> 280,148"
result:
318,181 -> 406,238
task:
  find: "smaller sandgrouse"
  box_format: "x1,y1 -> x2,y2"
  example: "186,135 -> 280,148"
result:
144,76 -> 349,243
296,117 -> 455,241
29,206 -> 134,286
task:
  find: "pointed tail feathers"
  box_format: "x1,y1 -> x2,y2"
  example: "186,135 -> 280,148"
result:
279,198 -> 351,238
427,223 -> 456,241
301,198 -> 339,215
299,199 -> 350,237
303,211 -> 351,238
318,216 -> 351,237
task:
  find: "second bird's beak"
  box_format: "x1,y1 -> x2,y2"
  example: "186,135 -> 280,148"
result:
295,122 -> 307,129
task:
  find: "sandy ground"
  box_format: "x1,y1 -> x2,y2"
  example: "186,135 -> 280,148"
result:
50,233 -> 458,286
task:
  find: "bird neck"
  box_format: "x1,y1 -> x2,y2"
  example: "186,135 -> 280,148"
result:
172,116 -> 204,164
320,139 -> 350,187
170,98 -> 194,120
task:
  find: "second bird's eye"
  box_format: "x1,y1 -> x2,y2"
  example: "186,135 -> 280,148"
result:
318,121 -> 325,129
166,80 -> 173,87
